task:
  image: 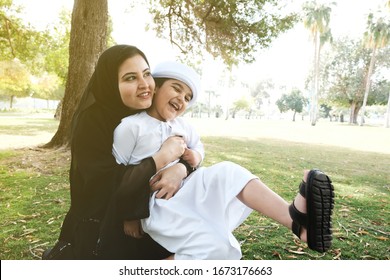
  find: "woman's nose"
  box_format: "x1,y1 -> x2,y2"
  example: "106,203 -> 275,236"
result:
139,77 -> 148,88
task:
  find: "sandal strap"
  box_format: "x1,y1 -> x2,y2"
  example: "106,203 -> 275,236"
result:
299,180 -> 306,198
289,201 -> 307,238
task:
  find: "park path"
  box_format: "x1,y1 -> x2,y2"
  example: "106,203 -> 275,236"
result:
189,117 -> 390,155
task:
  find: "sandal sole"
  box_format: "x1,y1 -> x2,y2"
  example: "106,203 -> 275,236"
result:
306,169 -> 334,252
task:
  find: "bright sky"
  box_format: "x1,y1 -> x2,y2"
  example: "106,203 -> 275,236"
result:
12,0 -> 388,99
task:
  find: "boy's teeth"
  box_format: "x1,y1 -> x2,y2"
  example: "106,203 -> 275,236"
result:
170,102 -> 179,110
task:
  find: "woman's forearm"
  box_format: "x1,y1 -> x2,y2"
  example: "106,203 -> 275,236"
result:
115,157 -> 156,220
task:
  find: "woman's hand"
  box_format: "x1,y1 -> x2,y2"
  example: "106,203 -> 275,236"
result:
153,136 -> 186,171
149,163 -> 187,199
123,219 -> 144,239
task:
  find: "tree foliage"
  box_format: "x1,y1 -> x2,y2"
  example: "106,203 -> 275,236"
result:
0,0 -> 49,67
359,12 -> 390,125
148,0 -> 298,67
276,88 -> 307,121
231,97 -> 251,118
31,72 -> 62,101
0,59 -> 30,107
0,0 -> 70,110
42,9 -> 71,86
322,37 -> 390,124
251,79 -> 273,110
302,0 -> 335,126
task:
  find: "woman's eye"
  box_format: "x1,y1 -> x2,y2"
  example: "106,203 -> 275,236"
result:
124,75 -> 136,81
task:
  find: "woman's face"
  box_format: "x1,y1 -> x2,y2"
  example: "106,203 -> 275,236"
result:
148,79 -> 193,121
118,54 -> 155,110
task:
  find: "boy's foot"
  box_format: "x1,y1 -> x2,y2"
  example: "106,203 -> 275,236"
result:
289,169 -> 334,252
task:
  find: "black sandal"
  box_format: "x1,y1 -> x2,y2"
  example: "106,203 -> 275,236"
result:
289,169 -> 334,252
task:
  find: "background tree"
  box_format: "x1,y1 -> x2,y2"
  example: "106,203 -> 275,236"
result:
43,9 -> 71,87
0,59 -> 30,108
381,0 -> 389,128
386,89 -> 390,128
205,90 -> 218,118
0,0 -> 48,66
322,37 -> 390,124
231,97 -> 251,119
276,88 -> 307,121
302,0 -> 334,126
359,12 -> 390,126
251,79 -> 273,111
30,73 -> 61,108
320,103 -> 332,120
45,0 -> 108,148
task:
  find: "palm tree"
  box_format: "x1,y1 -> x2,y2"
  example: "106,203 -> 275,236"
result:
360,13 -> 390,126
302,1 -> 335,126
384,0 -> 390,128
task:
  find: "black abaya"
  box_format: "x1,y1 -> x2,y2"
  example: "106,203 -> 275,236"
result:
54,45 -> 171,259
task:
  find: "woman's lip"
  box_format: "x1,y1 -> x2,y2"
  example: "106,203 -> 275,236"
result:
138,92 -> 151,98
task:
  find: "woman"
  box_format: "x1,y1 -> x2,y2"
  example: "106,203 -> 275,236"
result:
44,45 -> 187,260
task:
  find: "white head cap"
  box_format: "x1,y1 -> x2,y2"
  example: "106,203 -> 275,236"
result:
152,61 -> 201,108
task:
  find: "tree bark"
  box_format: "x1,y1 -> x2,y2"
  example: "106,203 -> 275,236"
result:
44,0 -> 108,148
349,101 -> 361,124
385,91 -> 390,128
359,46 -> 377,126
310,31 -> 320,126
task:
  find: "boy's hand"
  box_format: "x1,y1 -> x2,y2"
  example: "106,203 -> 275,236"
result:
181,148 -> 201,168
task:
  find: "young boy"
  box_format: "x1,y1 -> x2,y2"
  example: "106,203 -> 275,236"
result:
112,62 -> 334,260
112,61 -> 205,248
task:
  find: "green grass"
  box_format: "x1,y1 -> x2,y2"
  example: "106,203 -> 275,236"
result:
0,114 -> 389,260
0,117 -> 58,136
202,137 -> 390,260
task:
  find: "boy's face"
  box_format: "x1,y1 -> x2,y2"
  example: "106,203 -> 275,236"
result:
148,79 -> 193,121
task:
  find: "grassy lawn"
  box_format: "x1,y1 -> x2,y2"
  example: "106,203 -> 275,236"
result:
0,113 -> 389,260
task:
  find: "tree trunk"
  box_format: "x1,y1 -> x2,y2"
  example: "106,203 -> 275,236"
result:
359,46 -> 377,126
44,0 -> 108,148
10,95 -> 14,109
350,101 -> 361,124
310,31 -> 320,126
385,91 -> 390,128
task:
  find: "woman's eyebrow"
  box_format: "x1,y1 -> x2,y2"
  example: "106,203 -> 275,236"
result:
121,68 -> 150,78
121,72 -> 136,79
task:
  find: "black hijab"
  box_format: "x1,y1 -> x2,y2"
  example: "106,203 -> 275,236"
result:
71,44 -> 150,140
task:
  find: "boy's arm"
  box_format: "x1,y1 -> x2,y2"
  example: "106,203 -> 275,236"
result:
113,119 -> 137,164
